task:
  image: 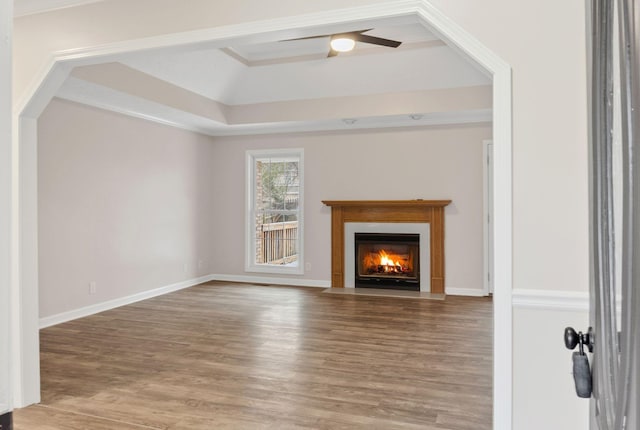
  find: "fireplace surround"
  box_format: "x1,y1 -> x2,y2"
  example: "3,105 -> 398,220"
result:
322,200 -> 451,293
343,221 -> 430,291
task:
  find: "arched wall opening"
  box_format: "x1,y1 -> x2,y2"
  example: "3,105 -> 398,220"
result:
11,2 -> 513,427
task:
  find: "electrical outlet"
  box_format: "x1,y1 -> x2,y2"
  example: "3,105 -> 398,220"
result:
305,262 -> 312,272
89,281 -> 97,295
198,259 -> 203,269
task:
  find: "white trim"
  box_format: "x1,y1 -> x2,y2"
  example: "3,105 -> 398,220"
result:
12,2 -> 513,426
446,287 -> 487,297
482,140 -> 494,296
13,0 -> 104,17
11,117 -> 41,407
513,289 -> 590,312
39,275 -> 216,329
0,0 -> 12,415
210,274 -> 330,288
490,66 -> 513,430
245,148 -> 304,275
57,88 -> 493,136
36,285 -> 592,328
55,93 -> 221,137
412,4 -> 514,427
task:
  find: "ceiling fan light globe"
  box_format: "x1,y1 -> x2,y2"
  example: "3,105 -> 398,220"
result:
330,37 -> 356,52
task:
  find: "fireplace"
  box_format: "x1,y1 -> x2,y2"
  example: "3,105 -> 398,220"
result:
355,233 -> 420,290
344,222 -> 430,291
322,200 -> 451,293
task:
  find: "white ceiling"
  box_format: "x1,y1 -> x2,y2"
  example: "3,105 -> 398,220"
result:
17,3 -> 493,136
228,24 -> 439,62
119,23 -> 487,106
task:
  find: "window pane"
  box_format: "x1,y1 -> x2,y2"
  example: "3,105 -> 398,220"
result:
254,219 -> 299,265
257,160 -> 299,213
252,154 -> 301,269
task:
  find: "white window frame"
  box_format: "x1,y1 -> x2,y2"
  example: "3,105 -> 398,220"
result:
245,148 -> 304,275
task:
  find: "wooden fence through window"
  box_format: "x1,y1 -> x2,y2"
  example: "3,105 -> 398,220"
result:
259,221 -> 298,264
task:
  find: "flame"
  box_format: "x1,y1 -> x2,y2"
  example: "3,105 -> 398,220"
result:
378,250 -> 402,269
361,248 -> 411,275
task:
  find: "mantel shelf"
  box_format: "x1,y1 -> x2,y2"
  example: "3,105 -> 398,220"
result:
322,200 -> 451,208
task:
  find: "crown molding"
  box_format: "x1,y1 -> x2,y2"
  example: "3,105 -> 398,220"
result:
14,0 -> 104,17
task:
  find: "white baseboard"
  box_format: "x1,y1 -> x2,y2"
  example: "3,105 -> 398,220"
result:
445,287 -> 487,297
210,274 -> 330,288
42,277 -> 594,329
39,274 -> 216,329
446,288 -> 592,311
512,289 -> 589,312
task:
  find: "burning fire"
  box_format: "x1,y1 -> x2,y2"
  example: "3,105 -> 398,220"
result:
378,250 -> 403,270
360,249 -> 409,274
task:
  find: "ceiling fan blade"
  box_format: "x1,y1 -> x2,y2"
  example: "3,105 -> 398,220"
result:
284,29 -> 371,42
280,28 -> 400,58
353,33 -> 402,48
283,34 -> 332,42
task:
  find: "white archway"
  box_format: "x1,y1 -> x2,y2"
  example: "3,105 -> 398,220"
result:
0,0 -> 13,418
11,1 -> 512,427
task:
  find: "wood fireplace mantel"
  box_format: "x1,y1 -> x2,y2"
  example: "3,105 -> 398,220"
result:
322,200 -> 451,294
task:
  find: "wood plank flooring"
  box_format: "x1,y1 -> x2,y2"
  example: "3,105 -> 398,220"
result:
14,282 -> 493,429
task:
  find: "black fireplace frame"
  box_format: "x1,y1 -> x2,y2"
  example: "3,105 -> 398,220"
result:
354,232 -> 420,291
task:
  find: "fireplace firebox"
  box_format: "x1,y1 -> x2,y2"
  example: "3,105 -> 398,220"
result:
355,233 -> 420,291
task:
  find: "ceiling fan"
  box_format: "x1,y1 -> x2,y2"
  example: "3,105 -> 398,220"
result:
285,29 -> 402,57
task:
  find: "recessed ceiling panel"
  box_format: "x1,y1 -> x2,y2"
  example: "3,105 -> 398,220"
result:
229,23 -> 439,62
58,17 -> 492,135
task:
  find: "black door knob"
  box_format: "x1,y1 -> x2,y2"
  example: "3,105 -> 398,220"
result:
564,327 -> 594,353
564,327 -> 579,350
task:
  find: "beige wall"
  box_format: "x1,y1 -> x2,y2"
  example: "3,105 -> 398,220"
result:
513,307 -> 590,430
38,98 -> 489,319
15,1 -> 591,428
210,126 -> 490,292
14,0 -> 589,296
38,98 -> 217,317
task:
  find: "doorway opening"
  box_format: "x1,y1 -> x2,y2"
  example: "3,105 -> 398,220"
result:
11,2 -> 512,427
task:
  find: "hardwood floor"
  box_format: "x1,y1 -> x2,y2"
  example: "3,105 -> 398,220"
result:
14,282 -> 493,429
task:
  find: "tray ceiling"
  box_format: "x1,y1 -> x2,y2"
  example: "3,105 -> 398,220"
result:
21,8 -> 492,135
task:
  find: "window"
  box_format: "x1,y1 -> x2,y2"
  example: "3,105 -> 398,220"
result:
246,149 -> 303,274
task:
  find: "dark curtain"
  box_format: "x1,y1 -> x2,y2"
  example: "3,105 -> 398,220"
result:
588,1 -> 640,428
